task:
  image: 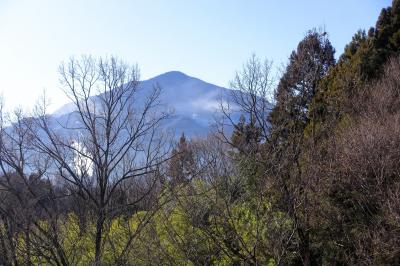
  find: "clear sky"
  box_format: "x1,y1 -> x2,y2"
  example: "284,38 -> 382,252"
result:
0,0 -> 392,112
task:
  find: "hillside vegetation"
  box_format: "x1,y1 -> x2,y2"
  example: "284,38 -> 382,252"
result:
1,1 -> 400,265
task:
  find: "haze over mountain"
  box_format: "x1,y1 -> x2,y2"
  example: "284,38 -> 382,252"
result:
53,71 -> 244,138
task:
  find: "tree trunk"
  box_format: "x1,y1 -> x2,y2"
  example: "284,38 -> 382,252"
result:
298,227 -> 311,266
25,227 -> 31,266
94,209 -> 105,265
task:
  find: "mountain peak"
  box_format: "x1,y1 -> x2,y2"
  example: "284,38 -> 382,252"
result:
149,71 -> 190,82
160,70 -> 189,77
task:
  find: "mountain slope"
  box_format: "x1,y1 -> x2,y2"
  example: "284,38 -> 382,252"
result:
53,71 -> 241,138
53,71 -> 264,137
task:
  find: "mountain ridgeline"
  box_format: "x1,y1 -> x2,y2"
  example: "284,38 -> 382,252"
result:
53,71 -> 244,138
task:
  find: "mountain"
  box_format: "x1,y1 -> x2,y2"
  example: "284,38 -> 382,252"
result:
53,71 -> 243,138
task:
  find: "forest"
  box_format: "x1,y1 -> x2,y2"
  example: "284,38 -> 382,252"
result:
0,1 -> 400,265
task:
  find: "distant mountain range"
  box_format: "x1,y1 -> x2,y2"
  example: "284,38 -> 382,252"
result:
53,71 -> 244,138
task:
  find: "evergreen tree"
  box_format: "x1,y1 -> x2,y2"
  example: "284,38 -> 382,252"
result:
311,0 -> 400,130
269,29 -> 335,137
168,133 -> 195,185
266,29 -> 335,266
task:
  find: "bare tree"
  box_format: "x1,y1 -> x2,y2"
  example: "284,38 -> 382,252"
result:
30,56 -> 171,264
0,105 -> 70,265
219,54 -> 274,145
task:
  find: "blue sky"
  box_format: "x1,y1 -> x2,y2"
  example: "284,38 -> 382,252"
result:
0,0 -> 392,112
